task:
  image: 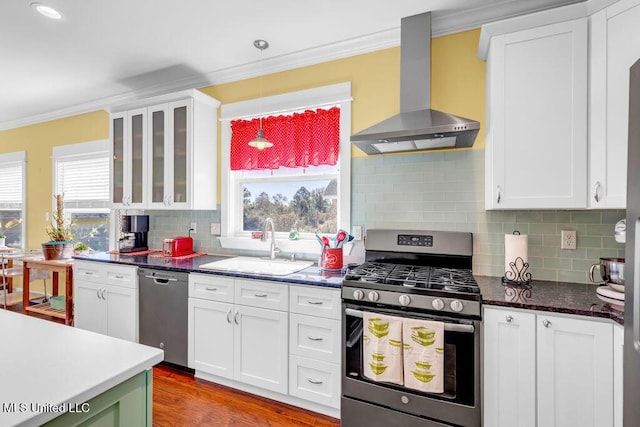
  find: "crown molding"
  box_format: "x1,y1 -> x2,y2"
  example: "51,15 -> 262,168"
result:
0,0 -> 588,131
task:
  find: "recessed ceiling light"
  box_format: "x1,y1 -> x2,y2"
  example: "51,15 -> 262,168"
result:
30,3 -> 63,20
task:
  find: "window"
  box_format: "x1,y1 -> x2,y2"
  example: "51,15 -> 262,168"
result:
220,83 -> 351,254
0,151 -> 26,249
52,140 -> 110,252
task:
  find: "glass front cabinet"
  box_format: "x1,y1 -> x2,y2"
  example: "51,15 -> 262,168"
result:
110,90 -> 220,210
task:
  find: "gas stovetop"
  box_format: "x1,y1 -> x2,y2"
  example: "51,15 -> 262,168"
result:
342,230 -> 481,318
344,262 -> 479,295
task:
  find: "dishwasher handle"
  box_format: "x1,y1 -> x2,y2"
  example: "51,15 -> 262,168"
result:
143,274 -> 178,285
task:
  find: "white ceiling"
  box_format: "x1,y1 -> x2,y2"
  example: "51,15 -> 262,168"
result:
0,0 -> 585,131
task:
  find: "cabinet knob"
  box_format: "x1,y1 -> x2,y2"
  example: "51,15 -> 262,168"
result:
505,315 -> 513,323
593,181 -> 602,203
542,319 -> 552,328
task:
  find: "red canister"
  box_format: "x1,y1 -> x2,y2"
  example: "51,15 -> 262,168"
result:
321,248 -> 343,271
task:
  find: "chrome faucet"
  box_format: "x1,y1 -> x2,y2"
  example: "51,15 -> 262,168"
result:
261,217 -> 281,260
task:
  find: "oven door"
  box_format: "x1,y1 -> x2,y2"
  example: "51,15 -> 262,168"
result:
342,303 -> 481,427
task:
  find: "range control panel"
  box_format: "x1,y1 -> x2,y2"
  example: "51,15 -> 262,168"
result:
397,234 -> 433,247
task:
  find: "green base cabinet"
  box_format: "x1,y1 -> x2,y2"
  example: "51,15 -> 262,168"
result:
43,369 -> 152,427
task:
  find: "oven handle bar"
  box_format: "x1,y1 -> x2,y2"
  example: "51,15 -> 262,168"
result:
344,308 -> 475,334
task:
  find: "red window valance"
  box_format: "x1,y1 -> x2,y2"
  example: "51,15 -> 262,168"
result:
230,106 -> 340,171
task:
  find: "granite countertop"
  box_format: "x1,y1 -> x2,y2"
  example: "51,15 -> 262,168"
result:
73,253 -> 624,324
476,275 -> 624,325
73,252 -> 345,288
0,309 -> 163,426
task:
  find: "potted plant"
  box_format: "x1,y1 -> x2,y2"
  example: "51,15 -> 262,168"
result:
74,242 -> 91,255
42,194 -> 74,260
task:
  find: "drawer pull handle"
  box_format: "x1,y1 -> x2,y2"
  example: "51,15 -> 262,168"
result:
542,319 -> 552,328
206,287 -> 217,291
505,315 -> 513,323
114,274 -> 124,279
307,300 -> 323,305
307,335 -> 324,341
307,378 -> 323,385
254,293 -> 268,298
84,271 -> 94,275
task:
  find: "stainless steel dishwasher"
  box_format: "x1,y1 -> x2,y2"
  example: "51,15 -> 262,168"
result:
138,268 -> 189,367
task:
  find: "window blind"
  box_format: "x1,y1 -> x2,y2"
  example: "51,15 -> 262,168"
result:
56,155 -> 110,209
0,163 -> 23,209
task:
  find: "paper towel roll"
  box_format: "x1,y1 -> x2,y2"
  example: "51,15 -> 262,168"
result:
505,232 -> 528,275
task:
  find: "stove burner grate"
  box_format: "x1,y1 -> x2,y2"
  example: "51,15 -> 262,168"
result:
345,262 -> 479,294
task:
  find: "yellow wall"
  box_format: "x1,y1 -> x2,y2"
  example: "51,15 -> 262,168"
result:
0,29 -> 484,247
0,110 -> 109,248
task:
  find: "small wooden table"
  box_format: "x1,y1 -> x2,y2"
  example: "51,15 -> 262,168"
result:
22,258 -> 74,325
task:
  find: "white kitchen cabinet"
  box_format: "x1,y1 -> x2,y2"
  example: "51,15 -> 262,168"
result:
482,17 -> 588,209
537,312 -> 613,427
589,0 -> 640,208
483,307 -> 536,427
484,306 -> 614,427
288,285 -> 341,409
188,274 -> 289,394
111,109 -> 147,208
73,261 -> 138,342
614,323 -> 623,427
188,297 -> 234,377
234,304 -> 288,393
111,89 -> 219,210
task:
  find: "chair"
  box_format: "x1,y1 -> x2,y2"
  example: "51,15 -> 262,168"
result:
0,249 -> 43,308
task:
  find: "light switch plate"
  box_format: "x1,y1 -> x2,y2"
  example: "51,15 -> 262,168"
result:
211,223 -> 221,235
352,225 -> 363,241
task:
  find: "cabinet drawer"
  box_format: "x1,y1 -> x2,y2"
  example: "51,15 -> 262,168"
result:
74,261 -> 138,289
290,314 -> 340,364
289,356 -> 340,409
289,285 -> 341,319
74,262 -> 106,282
188,273 -> 234,303
235,279 -> 288,311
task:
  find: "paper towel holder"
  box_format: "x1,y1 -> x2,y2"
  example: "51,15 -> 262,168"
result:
502,231 -> 532,286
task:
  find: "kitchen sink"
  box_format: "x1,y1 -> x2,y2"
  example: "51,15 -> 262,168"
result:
198,256 -> 314,276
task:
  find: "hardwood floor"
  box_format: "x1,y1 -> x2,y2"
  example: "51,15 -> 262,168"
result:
153,364 -> 341,427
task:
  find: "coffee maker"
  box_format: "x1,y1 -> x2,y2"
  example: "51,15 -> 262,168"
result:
119,215 -> 149,253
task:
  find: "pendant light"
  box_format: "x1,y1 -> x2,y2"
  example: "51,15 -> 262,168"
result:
248,39 -> 273,150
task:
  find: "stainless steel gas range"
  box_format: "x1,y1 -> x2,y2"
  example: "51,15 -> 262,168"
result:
341,229 -> 481,427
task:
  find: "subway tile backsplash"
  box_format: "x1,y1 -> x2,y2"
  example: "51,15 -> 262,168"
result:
351,149 -> 624,284
147,149 -> 625,284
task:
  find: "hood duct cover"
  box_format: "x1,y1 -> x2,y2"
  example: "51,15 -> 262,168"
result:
351,12 -> 480,155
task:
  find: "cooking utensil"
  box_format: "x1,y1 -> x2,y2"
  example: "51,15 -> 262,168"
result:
589,257 -> 625,288
336,230 -> 347,247
322,236 -> 330,248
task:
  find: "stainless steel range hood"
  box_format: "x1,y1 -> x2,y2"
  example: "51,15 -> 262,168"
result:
351,12 -> 480,155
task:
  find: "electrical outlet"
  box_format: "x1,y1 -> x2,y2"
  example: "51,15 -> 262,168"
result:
210,223 -> 221,235
561,230 -> 577,250
352,225 -> 363,241
190,222 -> 197,234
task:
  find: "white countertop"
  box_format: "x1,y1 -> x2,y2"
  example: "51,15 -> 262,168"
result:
0,310 -> 164,427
